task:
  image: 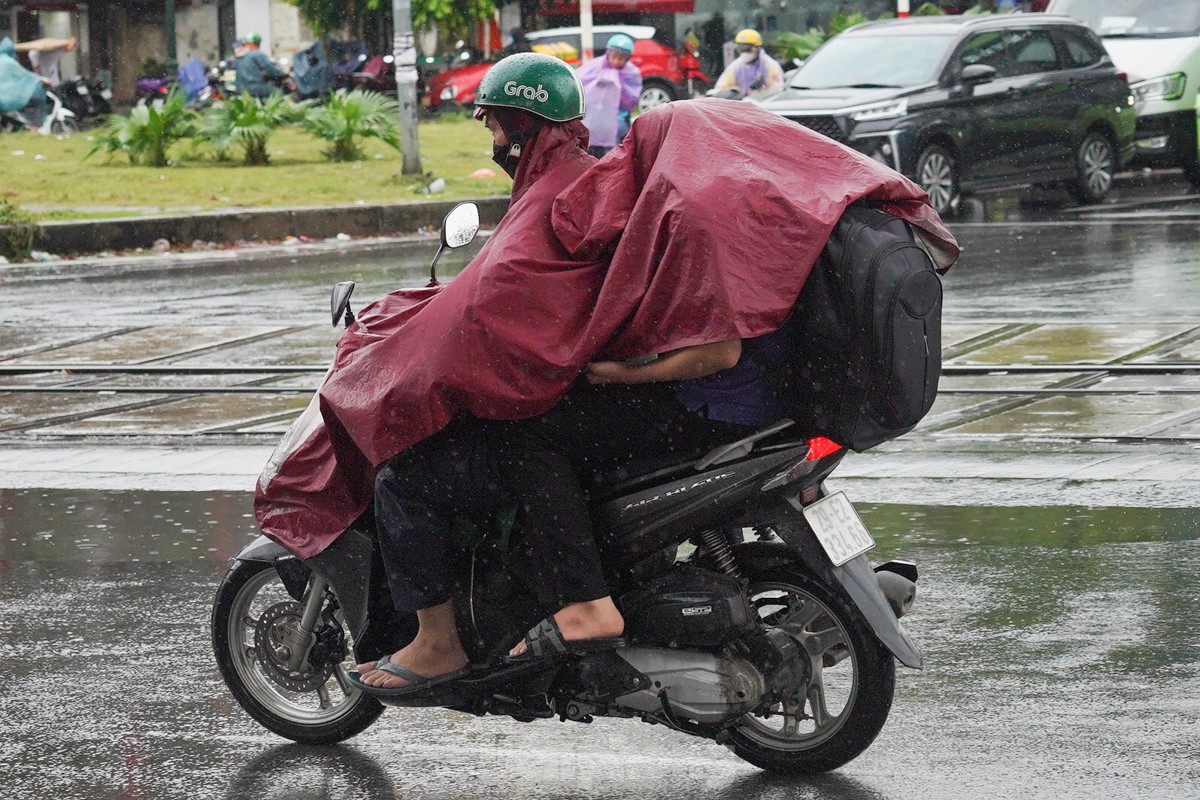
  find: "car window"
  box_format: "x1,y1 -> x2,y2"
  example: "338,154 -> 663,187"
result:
1005,29 -> 1061,75
530,34 -> 582,61
958,31 -> 1012,78
1057,27 -> 1106,68
1050,0 -> 1200,38
790,33 -> 956,89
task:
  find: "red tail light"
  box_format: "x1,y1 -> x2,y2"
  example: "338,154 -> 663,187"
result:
805,437 -> 843,461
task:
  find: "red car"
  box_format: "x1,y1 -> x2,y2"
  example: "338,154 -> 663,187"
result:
426,25 -> 709,113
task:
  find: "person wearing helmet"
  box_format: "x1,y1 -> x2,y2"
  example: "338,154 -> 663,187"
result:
351,52 -> 626,695
713,27 -> 783,98
234,31 -> 284,98
575,32 -> 643,156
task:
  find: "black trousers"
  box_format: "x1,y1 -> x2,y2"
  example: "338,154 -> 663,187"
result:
491,382 -> 753,611
374,384 -> 753,615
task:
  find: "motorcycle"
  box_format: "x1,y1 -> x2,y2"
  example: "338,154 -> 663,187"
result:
212,202 -> 923,774
58,75 -> 113,124
0,88 -> 78,135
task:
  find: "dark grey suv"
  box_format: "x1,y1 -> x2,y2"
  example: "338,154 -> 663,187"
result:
755,15 -> 1136,214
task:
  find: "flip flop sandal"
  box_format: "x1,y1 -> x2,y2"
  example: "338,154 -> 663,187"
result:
506,616 -> 624,664
347,659 -> 474,697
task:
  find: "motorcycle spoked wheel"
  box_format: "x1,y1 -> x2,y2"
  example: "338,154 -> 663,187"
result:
211,559 -> 384,744
727,566 -> 895,774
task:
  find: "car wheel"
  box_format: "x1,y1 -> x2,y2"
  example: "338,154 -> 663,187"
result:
1070,131 -> 1115,205
915,144 -> 958,217
638,80 -> 676,112
1182,162 -> 1200,192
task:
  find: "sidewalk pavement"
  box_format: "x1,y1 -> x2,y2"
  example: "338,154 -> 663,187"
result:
6,196 -> 511,260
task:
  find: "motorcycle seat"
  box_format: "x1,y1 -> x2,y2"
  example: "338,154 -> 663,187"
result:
589,418 -> 802,499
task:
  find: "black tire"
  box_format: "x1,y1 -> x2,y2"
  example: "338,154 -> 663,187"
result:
49,117 -> 79,137
915,144 -> 958,217
638,79 -> 677,112
1070,130 -> 1115,205
211,559 -> 384,744
727,566 -> 895,774
1182,162 -> 1200,192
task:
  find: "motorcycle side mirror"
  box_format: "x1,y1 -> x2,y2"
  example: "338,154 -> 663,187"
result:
428,202 -> 480,284
331,280 -> 356,328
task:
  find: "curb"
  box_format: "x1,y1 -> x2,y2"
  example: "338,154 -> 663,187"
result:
7,196 -> 511,257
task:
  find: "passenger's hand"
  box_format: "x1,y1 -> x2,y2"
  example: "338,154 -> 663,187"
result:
585,361 -> 639,384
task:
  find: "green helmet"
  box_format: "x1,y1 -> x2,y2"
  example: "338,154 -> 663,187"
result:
474,52 -> 585,122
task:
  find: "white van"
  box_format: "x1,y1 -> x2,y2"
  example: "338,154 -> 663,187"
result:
1047,0 -> 1200,186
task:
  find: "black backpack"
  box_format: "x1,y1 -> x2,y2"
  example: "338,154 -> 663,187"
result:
775,202 -> 944,451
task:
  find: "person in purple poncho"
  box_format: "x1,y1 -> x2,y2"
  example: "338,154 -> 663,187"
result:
576,33 -> 642,157
713,28 -> 783,98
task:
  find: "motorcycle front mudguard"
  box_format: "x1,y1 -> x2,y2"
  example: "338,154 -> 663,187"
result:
230,528 -> 410,663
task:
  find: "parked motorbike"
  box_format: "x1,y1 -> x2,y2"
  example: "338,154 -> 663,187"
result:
58,75 -> 113,124
0,89 -> 78,135
212,203 -> 922,774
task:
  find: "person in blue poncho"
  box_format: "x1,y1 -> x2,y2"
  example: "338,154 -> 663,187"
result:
576,33 -> 642,157
0,37 -> 50,129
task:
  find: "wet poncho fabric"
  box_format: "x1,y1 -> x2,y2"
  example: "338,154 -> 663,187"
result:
577,55 -> 642,148
255,99 -> 959,558
0,37 -> 44,113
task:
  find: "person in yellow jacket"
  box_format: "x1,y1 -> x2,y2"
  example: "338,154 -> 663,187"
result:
713,29 -> 784,98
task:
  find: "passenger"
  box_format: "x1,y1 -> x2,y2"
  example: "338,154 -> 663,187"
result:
0,37 -> 50,130
713,29 -> 784,98
576,33 -> 642,157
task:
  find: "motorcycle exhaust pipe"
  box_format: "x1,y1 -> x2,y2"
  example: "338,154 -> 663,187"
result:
874,561 -> 917,619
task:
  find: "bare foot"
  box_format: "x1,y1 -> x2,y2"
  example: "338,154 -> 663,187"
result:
355,639 -> 467,689
509,597 -> 624,657
354,599 -> 468,689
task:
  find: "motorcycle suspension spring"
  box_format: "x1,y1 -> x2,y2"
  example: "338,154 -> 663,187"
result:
699,528 -> 741,579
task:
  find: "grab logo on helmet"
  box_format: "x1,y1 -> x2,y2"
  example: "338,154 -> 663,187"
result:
503,81 -> 551,103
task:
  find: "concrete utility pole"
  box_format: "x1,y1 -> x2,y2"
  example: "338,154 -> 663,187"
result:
580,0 -> 594,59
392,0 -> 422,174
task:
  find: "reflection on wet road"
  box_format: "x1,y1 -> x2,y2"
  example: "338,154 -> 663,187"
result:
1,488 -> 1196,800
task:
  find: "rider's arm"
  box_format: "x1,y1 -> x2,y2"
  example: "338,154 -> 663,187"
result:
586,339 -> 741,385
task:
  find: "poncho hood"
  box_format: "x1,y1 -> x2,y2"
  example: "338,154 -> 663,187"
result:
255,99 -> 958,558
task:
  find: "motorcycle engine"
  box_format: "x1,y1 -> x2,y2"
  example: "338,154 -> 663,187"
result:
612,647 -> 766,724
619,565 -> 756,649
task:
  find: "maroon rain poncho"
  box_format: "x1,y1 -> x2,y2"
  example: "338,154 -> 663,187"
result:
255,99 -> 959,558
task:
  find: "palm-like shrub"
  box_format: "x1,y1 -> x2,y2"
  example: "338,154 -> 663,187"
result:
86,88 -> 197,167
198,93 -> 309,166
304,89 -> 401,162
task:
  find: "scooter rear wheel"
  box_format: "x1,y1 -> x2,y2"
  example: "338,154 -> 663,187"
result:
211,559 -> 383,743
727,566 -> 895,774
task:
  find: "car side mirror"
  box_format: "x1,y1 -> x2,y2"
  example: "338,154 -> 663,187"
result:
331,280 -> 356,328
960,63 -> 997,95
429,202 -> 480,284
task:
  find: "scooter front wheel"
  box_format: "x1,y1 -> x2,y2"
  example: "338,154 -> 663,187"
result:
211,559 -> 383,743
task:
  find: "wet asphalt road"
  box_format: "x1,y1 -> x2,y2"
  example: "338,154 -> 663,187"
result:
1,179 -> 1199,799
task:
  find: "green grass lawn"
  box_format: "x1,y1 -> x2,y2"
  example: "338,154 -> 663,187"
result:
1,113 -> 512,219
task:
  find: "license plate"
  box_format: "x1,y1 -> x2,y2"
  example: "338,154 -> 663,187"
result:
803,492 -> 876,566
100,89 -> 113,99
76,84 -> 89,95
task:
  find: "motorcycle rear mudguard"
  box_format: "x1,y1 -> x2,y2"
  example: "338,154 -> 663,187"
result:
747,497 -> 924,670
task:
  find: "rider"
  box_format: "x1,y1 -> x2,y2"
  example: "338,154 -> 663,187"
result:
713,28 -> 784,98
234,33 -> 285,98
577,33 -> 642,157
352,53 -> 620,693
